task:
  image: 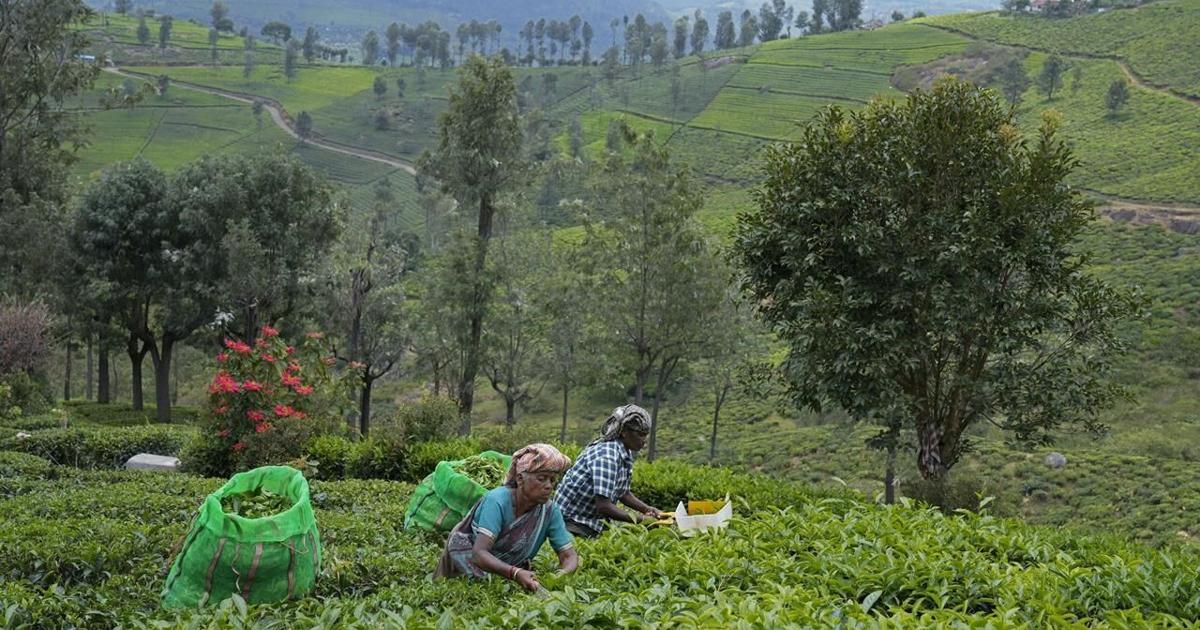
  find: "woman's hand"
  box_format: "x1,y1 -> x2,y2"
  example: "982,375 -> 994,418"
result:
514,569 -> 541,592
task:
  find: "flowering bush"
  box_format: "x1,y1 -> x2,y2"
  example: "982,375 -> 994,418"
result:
198,326 -> 358,473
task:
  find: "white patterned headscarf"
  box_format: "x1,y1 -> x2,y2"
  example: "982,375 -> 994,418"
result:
589,404 -> 651,446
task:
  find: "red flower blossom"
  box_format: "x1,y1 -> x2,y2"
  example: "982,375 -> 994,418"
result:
255,422 -> 272,433
215,405 -> 229,415
286,346 -> 296,356
294,385 -> 314,396
242,380 -> 264,392
261,325 -> 279,338
231,442 -> 246,452
256,337 -> 269,349
293,411 -> 307,419
286,361 -> 302,373
208,372 -> 241,394
217,352 -> 229,363
281,373 -> 302,387
224,339 -> 252,355
247,409 -> 265,422
260,352 -> 277,363
274,404 -> 295,418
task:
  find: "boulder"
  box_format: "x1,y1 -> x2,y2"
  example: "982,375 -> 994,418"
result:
1044,452 -> 1067,469
124,453 -> 181,472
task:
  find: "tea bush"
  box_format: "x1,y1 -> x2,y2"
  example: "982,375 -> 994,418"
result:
0,425 -> 194,469
60,401 -> 203,427
1,460 -> 1198,628
0,451 -> 54,479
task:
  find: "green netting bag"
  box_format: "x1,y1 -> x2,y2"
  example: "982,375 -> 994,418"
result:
404,450 -> 511,532
161,466 -> 321,609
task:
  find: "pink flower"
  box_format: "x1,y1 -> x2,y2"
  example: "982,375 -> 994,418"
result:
261,325 -> 279,338
285,346 -> 296,356
255,338 -> 269,349
214,405 -> 229,415
273,404 -> 295,418
260,353 -> 276,363
242,380 -> 264,392
281,373 -> 301,387
255,422 -> 272,434
217,352 -> 229,363
247,409 -> 265,422
231,442 -> 246,452
294,385 -> 313,396
286,361 -> 302,373
224,339 -> 252,355
293,411 -> 307,420
208,372 -> 241,394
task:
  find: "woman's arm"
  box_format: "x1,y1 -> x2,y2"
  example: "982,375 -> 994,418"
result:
619,491 -> 662,519
556,546 -> 579,574
595,495 -> 651,523
471,534 -> 541,591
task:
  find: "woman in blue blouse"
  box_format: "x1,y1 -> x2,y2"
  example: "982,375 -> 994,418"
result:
435,444 -> 578,592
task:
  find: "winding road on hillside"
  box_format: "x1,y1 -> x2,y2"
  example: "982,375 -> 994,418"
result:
103,66 -> 418,176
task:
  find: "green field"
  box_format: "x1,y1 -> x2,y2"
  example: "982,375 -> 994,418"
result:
929,0 -> 1200,97
79,12 -> 286,66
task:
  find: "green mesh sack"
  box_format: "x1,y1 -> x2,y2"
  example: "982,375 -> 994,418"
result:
404,450 -> 511,532
161,466 -> 321,609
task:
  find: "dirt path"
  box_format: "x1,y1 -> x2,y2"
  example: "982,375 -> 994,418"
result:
104,67 -> 417,176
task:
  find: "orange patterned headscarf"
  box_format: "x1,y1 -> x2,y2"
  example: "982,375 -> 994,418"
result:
505,443 -> 572,487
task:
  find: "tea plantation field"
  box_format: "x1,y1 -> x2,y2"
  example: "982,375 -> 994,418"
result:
2,451 -> 1199,627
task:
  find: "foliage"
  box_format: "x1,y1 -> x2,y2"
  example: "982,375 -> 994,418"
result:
734,79 -> 1139,479
0,0 -> 99,296
196,326 -> 357,474
394,395 -> 460,443
0,302 -> 52,377
0,424 -> 193,468
1,461 -> 1198,627
1105,78 -> 1129,115
0,371 -> 53,417
0,450 -> 54,479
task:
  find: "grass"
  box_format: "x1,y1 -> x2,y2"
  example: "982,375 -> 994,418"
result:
927,0 -> 1200,97
78,12 -> 285,66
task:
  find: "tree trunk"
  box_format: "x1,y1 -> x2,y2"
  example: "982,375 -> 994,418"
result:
63,342 -> 73,401
98,345 -> 111,404
457,193 -> 496,435
152,336 -> 174,423
359,376 -> 373,437
559,383 -> 569,443
86,337 -> 94,401
505,397 -> 516,428
128,334 -> 145,411
884,442 -> 897,505
709,382 -> 730,461
647,357 -> 678,462
243,306 -> 259,346
171,352 -> 180,406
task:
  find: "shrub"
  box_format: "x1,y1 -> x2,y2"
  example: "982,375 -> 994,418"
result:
196,327 -> 357,473
0,301 -> 51,376
0,451 -> 54,478
346,428 -> 409,480
0,371 -> 52,416
393,395 -> 458,443
178,432 -> 235,477
904,471 -> 1015,515
404,437 -> 482,482
0,412 -> 64,431
62,401 -> 202,426
0,425 -> 194,469
304,434 -> 356,480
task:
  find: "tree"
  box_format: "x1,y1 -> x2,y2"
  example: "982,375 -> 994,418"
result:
296,110 -> 313,141
715,11 -> 736,49
260,21 -> 291,45
209,28 -> 220,64
892,10 -> 905,21
284,40 -> 300,80
758,2 -> 784,41
374,108 -> 389,131
690,10 -> 709,55
673,16 -> 689,58
361,30 -> 380,65
386,22 -> 402,66
538,241 -> 596,441
739,10 -> 758,47
811,0 -> 829,32
1106,78 -> 1130,116
830,0 -> 863,31
156,74 -> 169,97
996,57 -> 1030,104
303,26 -> 319,63
243,50 -> 255,79
793,10 -> 809,35
1037,55 -> 1065,100
396,78 -> 406,98
483,233 -> 551,427
649,23 -> 669,67
568,116 -> 584,159
373,75 -> 388,99
582,21 -> 594,64
697,291 -> 766,461
114,0 -> 132,14
137,15 -> 151,45
210,1 -> 228,29
1070,64 -> 1083,95
0,0 -> 99,297
733,80 -> 1138,480
158,15 -> 172,50
584,126 -> 727,460
419,56 -> 523,433
251,99 -> 264,127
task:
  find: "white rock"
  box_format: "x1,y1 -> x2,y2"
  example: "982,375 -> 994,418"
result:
124,453 -> 181,472
1044,452 -> 1067,469
15,431 -> 32,439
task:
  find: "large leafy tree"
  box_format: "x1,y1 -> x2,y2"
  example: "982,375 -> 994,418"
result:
420,55 -> 523,433
734,79 -> 1139,480
584,127 -> 727,460
0,0 -> 99,297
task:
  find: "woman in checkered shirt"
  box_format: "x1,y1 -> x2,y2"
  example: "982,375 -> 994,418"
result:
553,404 -> 665,537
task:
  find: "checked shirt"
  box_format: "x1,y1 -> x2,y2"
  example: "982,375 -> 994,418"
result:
554,440 -> 634,534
